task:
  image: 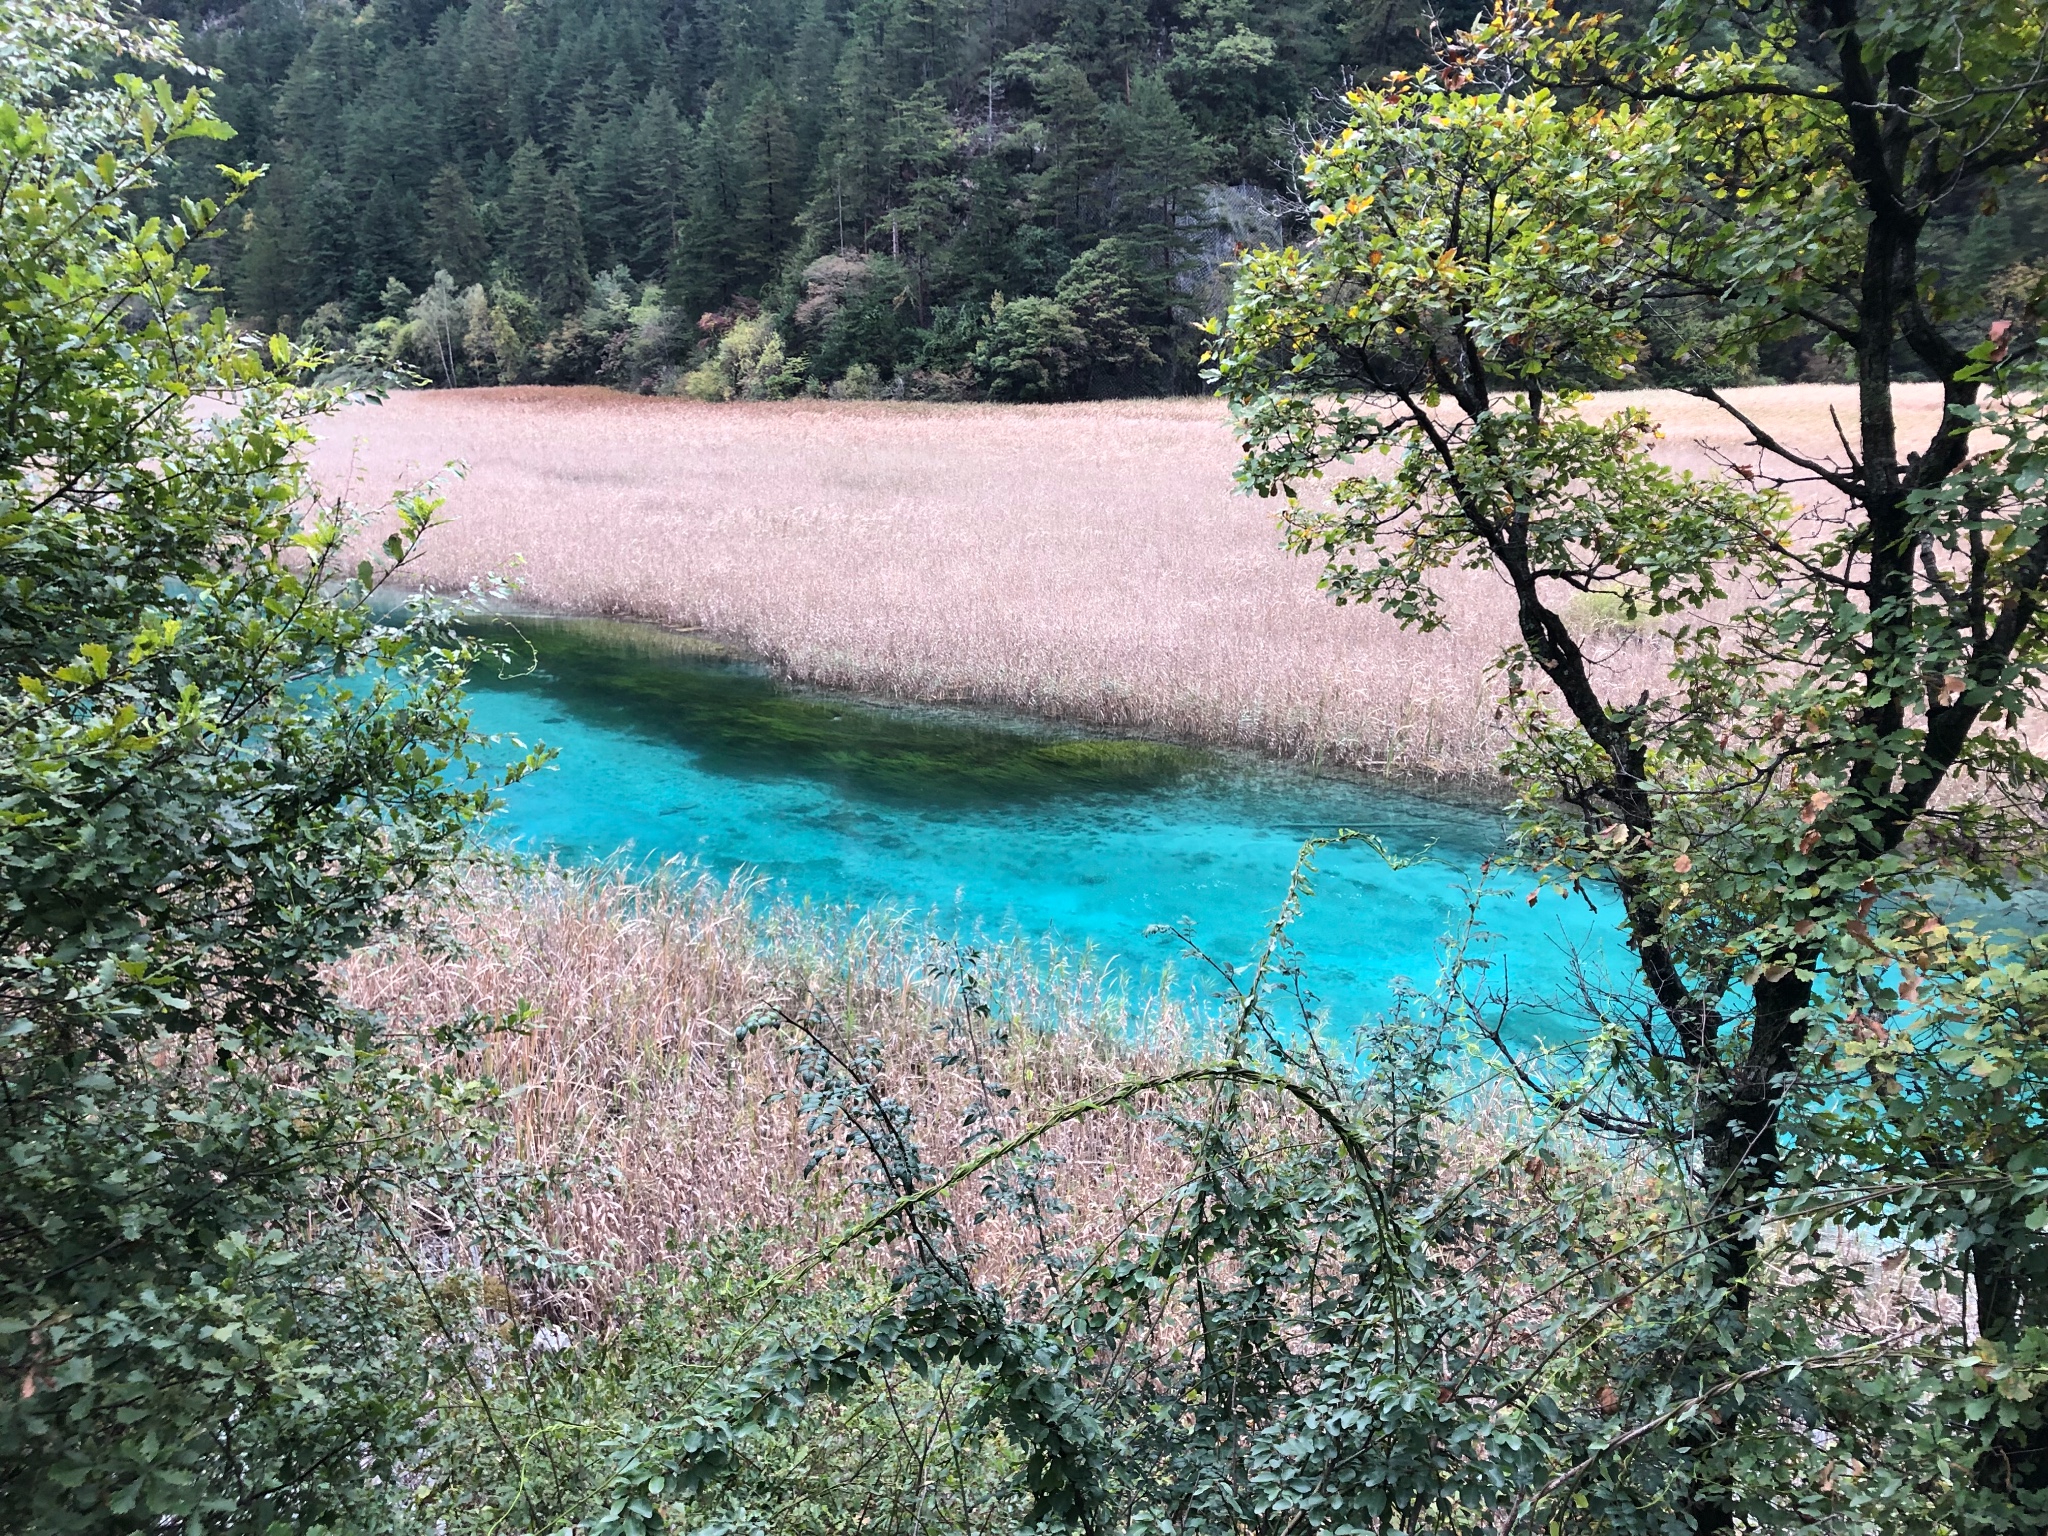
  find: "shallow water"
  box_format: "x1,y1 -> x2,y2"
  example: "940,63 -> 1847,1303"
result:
462,615 -> 1624,1032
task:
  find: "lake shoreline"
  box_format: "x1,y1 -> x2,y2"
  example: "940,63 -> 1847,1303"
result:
447,608 -> 1622,1030
436,592 -> 1521,811
321,386 -> 1947,793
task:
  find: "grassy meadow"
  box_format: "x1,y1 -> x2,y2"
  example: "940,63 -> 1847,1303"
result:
312,384 -> 1951,782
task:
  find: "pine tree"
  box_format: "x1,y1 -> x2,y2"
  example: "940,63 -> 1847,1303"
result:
299,172 -> 358,310
422,163 -> 491,286
350,174 -> 418,315
1108,71 -> 1211,270
880,85 -> 961,321
1031,57 -> 1107,234
1053,0 -> 1145,87
578,91 -> 642,272
802,31 -> 891,257
934,156 -> 1027,302
885,0 -> 973,94
183,0 -> 2047,400
499,139 -> 553,295
733,84 -> 805,290
233,199 -> 307,334
537,171 -> 593,316
786,0 -> 841,148
446,0 -> 521,158
1052,236 -> 1161,390
668,92 -> 742,317
628,88 -> 690,274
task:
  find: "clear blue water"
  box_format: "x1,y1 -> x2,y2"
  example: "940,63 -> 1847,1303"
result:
462,615 -> 1624,1031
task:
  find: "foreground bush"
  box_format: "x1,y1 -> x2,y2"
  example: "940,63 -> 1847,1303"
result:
380,860 -> 1966,1535
0,6 -> 534,1528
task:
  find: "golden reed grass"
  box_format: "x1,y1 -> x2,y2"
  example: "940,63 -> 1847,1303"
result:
338,865 -> 1955,1346
339,863 -> 1576,1325
309,384 -> 1950,783
338,862 -> 1199,1292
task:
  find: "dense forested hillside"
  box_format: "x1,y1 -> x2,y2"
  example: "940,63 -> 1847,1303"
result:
154,0 -> 2042,399
152,0 -> 1424,396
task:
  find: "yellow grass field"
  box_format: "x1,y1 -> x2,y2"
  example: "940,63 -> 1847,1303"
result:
341,865 -> 1199,1293
311,384 -> 1949,780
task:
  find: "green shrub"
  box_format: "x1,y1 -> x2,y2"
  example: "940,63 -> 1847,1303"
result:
973,294 -> 1085,403
684,316 -> 807,401
428,1229 -> 1022,1536
1052,239 -> 1164,394
0,7 -> 537,1529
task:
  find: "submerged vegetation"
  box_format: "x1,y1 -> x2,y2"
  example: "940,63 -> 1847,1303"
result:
470,613 -> 1208,802
7,2 -> 2048,1535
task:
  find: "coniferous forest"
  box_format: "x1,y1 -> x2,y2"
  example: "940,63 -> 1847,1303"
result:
151,0 -> 2046,400
147,0 -> 1428,398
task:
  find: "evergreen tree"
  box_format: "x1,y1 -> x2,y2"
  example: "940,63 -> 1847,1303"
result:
933,154 -> 1026,302
297,171 -> 357,310
785,0 -> 843,147
806,32 -> 893,252
627,87 -> 691,273
445,0 -> 522,158
350,174 -> 418,314
879,85 -> 961,321
422,163 -> 491,286
1052,236 -> 1160,390
578,103 -> 641,271
562,95 -> 604,194
169,0 -> 2047,398
1053,0 -> 1145,87
1029,55 -> 1107,233
499,138 -> 554,294
537,170 -> 594,315
668,94 -> 743,317
733,84 -> 805,291
235,195 -> 307,331
1108,70 -> 1211,270
573,64 -> 651,271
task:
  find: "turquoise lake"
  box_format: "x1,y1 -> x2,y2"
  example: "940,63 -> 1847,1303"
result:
462,614 -> 1625,1031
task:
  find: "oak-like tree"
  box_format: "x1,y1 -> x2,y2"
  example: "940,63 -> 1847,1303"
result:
1218,2 -> 2048,1528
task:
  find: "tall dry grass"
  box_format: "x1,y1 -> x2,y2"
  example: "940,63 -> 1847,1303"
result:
310,385 -> 1951,781
339,864 -> 1957,1365
340,862 -> 1198,1288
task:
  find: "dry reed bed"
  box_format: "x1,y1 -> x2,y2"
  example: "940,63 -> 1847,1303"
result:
340,863 -> 1199,1285
341,865 -> 1953,1352
340,863 -> 1577,1322
311,385 -> 1950,781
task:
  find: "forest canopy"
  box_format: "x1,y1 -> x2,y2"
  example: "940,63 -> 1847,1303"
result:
146,0 -> 2047,400
141,0 -> 1439,396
